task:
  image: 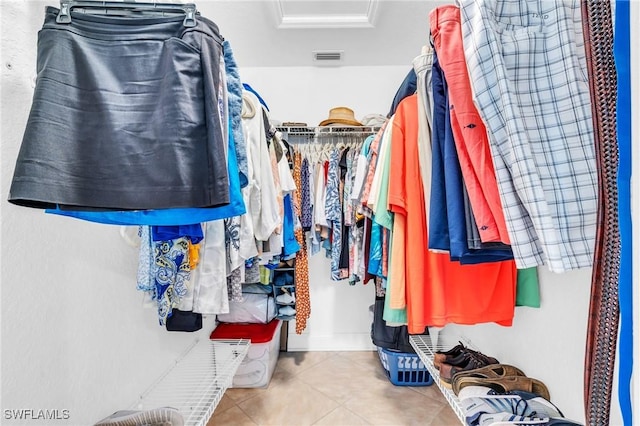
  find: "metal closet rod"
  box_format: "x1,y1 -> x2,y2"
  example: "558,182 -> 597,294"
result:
56,0 -> 198,27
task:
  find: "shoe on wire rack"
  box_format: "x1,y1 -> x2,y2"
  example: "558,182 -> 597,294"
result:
278,306 -> 296,317
434,341 -> 466,369
440,351 -> 499,386
276,288 -> 295,305
94,407 -> 184,426
457,385 -> 569,426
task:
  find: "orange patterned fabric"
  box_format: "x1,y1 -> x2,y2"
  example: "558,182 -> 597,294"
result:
293,151 -> 311,333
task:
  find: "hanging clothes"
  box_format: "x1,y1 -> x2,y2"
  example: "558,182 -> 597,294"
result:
431,5 -> 510,245
413,45 -> 435,233
429,54 -> 514,264
387,93 -> 517,333
190,220 -> 230,315
45,117 -> 247,226
223,40 -> 249,189
325,148 -> 349,280
242,91 -> 280,242
300,158 -> 313,231
458,0 -> 597,272
150,224 -> 204,325
9,7 -> 229,211
292,151 -> 311,333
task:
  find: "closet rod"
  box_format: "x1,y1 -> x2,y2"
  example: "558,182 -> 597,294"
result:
56,0 -> 198,27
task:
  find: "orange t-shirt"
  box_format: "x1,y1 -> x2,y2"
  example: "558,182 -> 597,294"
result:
387,94 -> 517,333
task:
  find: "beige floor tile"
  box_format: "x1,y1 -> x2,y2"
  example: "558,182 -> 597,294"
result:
208,405 -> 258,426
238,377 -> 339,426
336,351 -> 387,376
216,350 -> 461,426
297,352 -> 390,401
427,404 -> 462,426
275,351 -> 335,375
268,363 -> 298,388
344,385 -> 446,425
225,386 -> 269,404
312,407 -> 369,425
408,383 -> 449,402
213,394 -> 237,415
336,350 -> 379,363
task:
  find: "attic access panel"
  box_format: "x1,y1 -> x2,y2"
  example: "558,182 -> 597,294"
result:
274,0 -> 379,28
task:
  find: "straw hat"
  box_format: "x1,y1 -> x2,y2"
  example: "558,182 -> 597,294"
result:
319,107 -> 363,127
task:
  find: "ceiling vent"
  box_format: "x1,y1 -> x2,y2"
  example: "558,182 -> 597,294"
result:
313,50 -> 344,65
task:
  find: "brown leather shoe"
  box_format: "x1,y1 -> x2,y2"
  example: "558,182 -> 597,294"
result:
451,364 -> 526,395
434,342 -> 466,369
439,352 -> 499,386
454,375 -> 551,401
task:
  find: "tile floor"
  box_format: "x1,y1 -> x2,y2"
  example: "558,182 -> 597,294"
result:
208,351 -> 460,426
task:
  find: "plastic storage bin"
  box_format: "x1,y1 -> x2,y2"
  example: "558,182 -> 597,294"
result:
377,346 -> 433,386
210,320 -> 282,388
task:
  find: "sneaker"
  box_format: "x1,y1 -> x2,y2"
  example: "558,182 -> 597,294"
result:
278,306 -> 296,317
478,412 -> 550,426
459,385 -> 524,426
510,390 -> 564,418
459,386 -> 565,426
276,289 -> 295,304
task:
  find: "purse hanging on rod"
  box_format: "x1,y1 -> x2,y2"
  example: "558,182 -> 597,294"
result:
55,0 -> 198,27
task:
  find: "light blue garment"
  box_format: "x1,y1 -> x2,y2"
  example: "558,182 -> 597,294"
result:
282,194 -> 301,256
224,40 -> 248,188
45,118 -> 246,225
367,221 -> 384,278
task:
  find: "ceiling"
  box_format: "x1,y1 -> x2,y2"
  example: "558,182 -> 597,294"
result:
196,1 -> 448,67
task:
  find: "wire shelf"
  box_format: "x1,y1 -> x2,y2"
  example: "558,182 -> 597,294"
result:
409,334 -> 475,425
276,126 -> 381,143
132,338 -> 250,426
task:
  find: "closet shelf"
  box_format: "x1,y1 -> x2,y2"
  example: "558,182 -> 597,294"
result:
132,338 -> 250,426
409,334 -> 472,425
276,126 -> 381,139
